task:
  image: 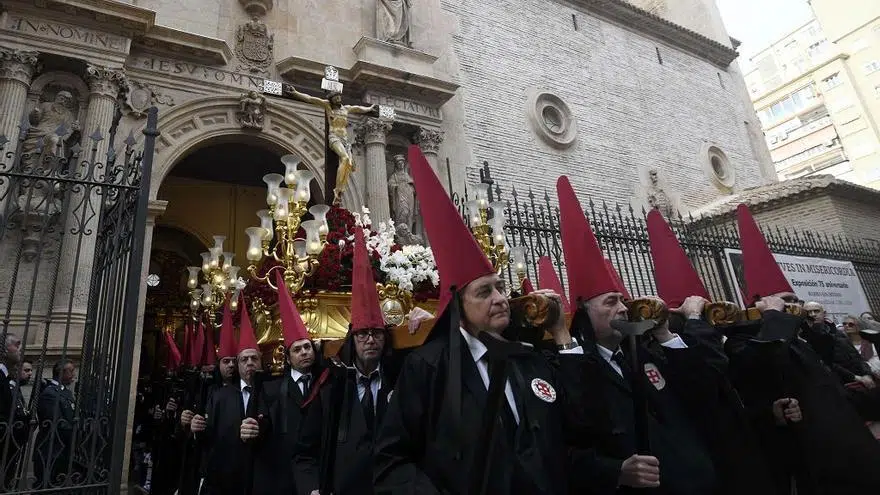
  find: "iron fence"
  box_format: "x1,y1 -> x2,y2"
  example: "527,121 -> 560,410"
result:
0,107 -> 157,493
449,160 -> 880,317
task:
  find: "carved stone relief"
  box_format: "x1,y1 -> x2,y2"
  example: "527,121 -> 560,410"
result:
237,90 -> 267,130
235,17 -> 274,75
123,80 -> 175,118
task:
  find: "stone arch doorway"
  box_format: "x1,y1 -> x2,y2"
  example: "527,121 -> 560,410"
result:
142,94 -> 365,210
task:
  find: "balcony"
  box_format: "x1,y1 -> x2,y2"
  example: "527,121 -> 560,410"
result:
776,141 -> 847,178
767,115 -> 834,150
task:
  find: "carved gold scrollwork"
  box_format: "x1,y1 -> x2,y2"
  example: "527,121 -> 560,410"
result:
627,297 -> 669,326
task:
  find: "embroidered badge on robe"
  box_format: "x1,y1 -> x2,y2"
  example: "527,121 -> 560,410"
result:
530,378 -> 557,403
643,363 -> 666,390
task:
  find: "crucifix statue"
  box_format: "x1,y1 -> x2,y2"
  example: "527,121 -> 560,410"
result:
262,67 -> 395,205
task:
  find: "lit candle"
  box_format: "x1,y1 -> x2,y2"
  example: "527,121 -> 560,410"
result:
245,227 -> 266,262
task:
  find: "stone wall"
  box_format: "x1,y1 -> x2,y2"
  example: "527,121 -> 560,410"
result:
440,0 -> 772,213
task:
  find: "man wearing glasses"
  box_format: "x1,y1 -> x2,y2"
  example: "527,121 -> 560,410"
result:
295,229 -> 396,495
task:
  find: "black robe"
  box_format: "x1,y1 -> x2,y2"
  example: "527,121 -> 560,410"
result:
1,369 -> 29,491
669,319 -> 776,495
32,380 -> 76,490
372,333 -> 585,495
260,368 -> 318,495
198,382 -> 273,495
295,365 -> 392,495
570,339 -> 716,495
726,310 -> 880,495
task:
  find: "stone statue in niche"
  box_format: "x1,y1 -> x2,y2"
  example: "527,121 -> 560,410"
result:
388,153 -> 415,230
377,0 -> 412,47
235,16 -> 274,74
22,90 -> 81,165
238,90 -> 267,130
646,169 -> 675,218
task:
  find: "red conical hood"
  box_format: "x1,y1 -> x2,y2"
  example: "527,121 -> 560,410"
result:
736,204 -> 793,305
200,319 -> 216,365
164,331 -> 182,370
557,176 -> 618,307
218,301 -> 237,358
351,229 -> 386,330
521,278 -> 535,295
537,256 -> 570,312
647,209 -> 709,307
276,270 -> 310,345
605,259 -> 631,301
238,295 -> 259,353
187,322 -> 204,367
409,145 -> 495,316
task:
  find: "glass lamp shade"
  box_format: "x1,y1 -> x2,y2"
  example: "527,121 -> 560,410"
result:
229,290 -> 240,311
201,284 -> 213,305
309,204 -> 331,236
190,289 -> 202,310
301,220 -> 323,255
222,252 -> 234,271
257,210 -> 274,241
281,154 -> 301,186
263,173 -> 284,206
209,247 -> 222,268
472,183 -> 490,207
489,201 -> 506,226
200,252 -> 211,272
186,266 -> 201,289
509,246 -> 527,274
466,200 -> 483,226
294,170 -> 315,203
490,219 -> 506,247
293,239 -> 307,258
274,188 -> 292,220
227,266 -> 241,286
212,235 -> 226,251
245,227 -> 267,261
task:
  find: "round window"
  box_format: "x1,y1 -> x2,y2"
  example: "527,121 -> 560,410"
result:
705,145 -> 735,190
542,106 -> 564,134
526,90 -> 577,148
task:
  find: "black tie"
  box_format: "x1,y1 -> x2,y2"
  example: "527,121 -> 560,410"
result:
300,374 -> 311,396
485,359 -> 518,443
612,350 -> 631,379
360,376 -> 375,428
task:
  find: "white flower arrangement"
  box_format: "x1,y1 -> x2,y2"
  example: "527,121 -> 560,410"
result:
350,206 -> 439,293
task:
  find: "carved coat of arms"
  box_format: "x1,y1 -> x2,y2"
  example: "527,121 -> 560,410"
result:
236,17 -> 274,74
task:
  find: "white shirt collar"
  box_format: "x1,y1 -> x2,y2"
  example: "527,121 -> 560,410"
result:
596,344 -> 617,364
356,364 -> 382,381
460,327 -> 488,363
459,327 -> 533,363
0,364 -> 7,377
240,378 -> 250,392
290,368 -> 306,382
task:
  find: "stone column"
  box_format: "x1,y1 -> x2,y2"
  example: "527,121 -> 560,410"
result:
120,199 -> 167,491
49,65 -> 126,343
0,48 -> 39,151
358,117 -> 393,226
414,127 -> 444,185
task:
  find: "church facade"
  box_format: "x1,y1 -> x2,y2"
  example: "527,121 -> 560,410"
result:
0,0 -> 773,485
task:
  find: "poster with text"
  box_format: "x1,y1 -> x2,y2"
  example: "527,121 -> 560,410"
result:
723,248 -> 871,323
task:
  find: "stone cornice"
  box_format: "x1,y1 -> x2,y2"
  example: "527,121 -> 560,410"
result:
27,0 -> 155,34
562,0 -> 739,68
135,25 -> 233,65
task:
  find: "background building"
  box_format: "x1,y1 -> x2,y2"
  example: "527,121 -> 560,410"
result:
744,0 -> 880,188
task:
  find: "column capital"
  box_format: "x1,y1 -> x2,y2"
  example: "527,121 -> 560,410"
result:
86,64 -> 127,99
0,48 -> 40,85
414,127 -> 444,154
356,117 -> 393,145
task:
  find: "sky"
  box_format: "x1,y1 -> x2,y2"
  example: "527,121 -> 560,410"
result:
716,0 -> 815,68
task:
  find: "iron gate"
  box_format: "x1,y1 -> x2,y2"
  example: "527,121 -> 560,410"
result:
0,107 -> 158,493
449,160 -> 880,316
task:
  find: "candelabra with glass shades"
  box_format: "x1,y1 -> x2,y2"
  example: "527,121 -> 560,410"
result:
465,182 -> 527,288
244,154 -> 330,294
187,235 -> 242,325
